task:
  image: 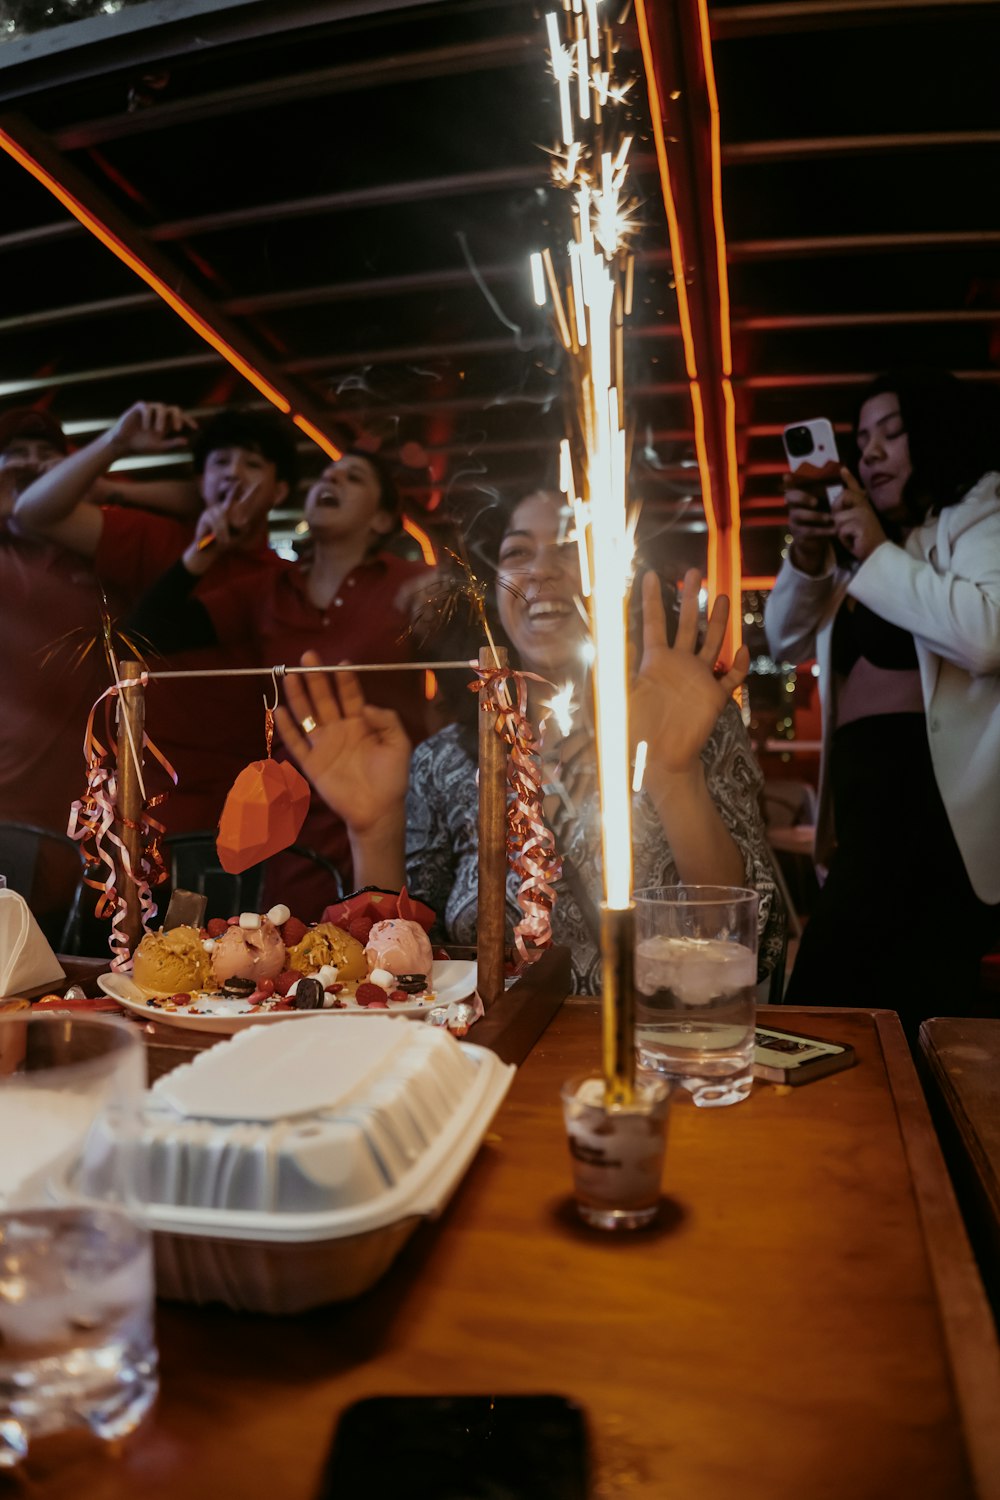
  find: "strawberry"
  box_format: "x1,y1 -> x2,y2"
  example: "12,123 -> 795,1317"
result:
348,916 -> 373,943
324,982 -> 343,994
280,916 -> 308,947
258,978 -> 275,997
367,997 -> 388,1009
355,981 -> 384,1008
274,968 -> 304,996
389,989 -> 409,1004
207,918 -> 228,939
227,915 -> 240,925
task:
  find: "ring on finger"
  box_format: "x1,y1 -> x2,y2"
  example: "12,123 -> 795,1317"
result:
301,715 -> 317,736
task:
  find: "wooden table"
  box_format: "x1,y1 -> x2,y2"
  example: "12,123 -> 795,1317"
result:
920,1017 -> 1000,1313
10,1003 -> 1000,1500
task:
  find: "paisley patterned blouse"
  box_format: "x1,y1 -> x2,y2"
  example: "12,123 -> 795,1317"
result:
405,700 -> 783,995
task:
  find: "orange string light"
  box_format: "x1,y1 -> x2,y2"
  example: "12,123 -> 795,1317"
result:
634,0 -> 742,660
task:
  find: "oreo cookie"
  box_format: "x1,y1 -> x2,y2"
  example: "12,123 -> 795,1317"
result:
292,977 -> 325,1010
395,974 -> 428,995
221,976 -> 256,998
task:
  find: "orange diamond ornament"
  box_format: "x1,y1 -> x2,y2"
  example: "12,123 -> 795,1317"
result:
216,758 -> 311,874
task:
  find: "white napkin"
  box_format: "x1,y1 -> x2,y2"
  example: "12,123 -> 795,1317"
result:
0,888 -> 66,996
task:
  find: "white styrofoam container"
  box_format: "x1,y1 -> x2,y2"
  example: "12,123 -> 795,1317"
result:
136,1019 -> 515,1314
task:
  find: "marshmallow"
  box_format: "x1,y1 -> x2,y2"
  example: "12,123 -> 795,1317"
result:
317,964 -> 339,988
239,912 -> 262,930
370,967 -> 395,990
202,938 -> 216,953
267,903 -> 291,927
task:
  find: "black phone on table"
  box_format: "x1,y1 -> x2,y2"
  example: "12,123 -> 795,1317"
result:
753,1025 -> 855,1085
316,1394 -> 590,1499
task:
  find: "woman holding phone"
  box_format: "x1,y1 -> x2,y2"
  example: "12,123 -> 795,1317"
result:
765,368 -> 1000,1030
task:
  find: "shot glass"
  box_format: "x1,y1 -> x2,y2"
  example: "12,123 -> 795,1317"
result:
560,1073 -> 671,1230
634,885 -> 759,1107
0,1015 -> 158,1467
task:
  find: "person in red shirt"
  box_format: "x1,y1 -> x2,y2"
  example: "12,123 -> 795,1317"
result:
127,448 -> 436,919
13,402 -> 298,834
0,408 -> 113,836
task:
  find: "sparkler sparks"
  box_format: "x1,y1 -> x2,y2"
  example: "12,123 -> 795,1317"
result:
537,2 -> 642,1100
543,681 -> 578,738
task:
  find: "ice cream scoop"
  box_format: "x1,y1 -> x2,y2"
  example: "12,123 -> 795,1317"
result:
364,919 -> 434,979
287,924 -> 367,982
211,915 -> 286,986
134,925 -> 212,994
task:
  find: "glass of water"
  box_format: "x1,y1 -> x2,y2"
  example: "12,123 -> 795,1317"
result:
0,1015 -> 158,1466
633,885 -> 759,1108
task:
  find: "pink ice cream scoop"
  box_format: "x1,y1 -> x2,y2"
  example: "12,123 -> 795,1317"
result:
364,919 -> 434,978
211,915 -> 286,985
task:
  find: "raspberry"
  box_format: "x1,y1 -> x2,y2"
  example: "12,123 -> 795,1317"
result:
280,916 -> 308,947
207,918 -> 228,939
274,968 -> 303,996
355,982 -> 384,1008
389,989 -> 408,1004
348,917 -> 373,943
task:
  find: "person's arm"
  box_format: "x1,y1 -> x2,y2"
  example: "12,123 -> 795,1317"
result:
275,652 -> 410,889
14,402 -> 193,557
842,476 -> 1000,675
631,570 -> 748,890
95,474 -> 201,519
125,559 -> 219,654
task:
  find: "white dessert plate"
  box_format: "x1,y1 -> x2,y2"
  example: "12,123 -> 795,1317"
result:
97,959 -> 477,1035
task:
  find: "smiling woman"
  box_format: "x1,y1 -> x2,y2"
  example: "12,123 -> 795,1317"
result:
275,488 -> 784,995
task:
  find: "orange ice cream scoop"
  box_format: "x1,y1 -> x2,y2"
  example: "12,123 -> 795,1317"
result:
287,923 -> 367,982
134,925 -> 212,994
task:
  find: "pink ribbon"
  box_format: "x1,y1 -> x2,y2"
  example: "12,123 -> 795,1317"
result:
473,666 -> 562,963
68,679 -> 176,970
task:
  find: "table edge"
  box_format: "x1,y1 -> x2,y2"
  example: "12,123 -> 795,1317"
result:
875,1011 -> 1000,1500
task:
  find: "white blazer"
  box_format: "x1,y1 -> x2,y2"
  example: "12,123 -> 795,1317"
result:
764,472 -> 1000,903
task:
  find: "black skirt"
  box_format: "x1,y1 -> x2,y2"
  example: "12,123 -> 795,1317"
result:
784,713 -> 1000,1030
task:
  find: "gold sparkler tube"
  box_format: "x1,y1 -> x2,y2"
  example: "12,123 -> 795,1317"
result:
477,644 -> 509,1009
116,659 -> 146,957
601,902 -> 636,1105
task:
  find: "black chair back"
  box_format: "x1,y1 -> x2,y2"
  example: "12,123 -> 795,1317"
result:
0,822 -> 86,954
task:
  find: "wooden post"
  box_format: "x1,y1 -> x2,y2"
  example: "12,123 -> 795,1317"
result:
116,660 -> 146,957
477,645 -> 508,1010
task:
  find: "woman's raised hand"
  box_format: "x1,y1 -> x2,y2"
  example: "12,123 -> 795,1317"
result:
631,569 -> 749,778
782,461 -> 839,575
275,651 -> 412,834
830,467 -> 888,562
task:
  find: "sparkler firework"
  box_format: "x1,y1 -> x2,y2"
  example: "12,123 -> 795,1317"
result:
537,0 -> 641,1101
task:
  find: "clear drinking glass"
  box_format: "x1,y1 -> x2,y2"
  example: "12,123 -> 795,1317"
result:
0,1015 -> 158,1466
561,1073 -> 671,1230
634,885 -> 759,1108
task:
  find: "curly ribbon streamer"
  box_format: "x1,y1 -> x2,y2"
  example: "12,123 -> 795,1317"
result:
67,680 -> 176,971
473,665 -> 562,964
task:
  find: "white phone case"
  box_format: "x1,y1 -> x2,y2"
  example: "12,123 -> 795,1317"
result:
782,418 -> 844,505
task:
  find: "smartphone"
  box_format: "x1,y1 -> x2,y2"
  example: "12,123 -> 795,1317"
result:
753,1025 -> 855,1086
782,418 -> 843,512
317,1395 -> 590,1500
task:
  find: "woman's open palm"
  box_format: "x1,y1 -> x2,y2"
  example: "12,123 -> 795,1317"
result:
631,569 -> 749,775
275,651 -> 411,833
